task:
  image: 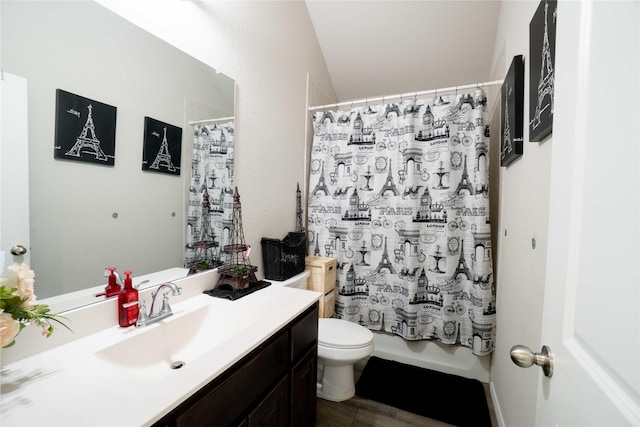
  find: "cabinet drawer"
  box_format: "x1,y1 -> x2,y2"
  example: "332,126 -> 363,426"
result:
176,331 -> 289,427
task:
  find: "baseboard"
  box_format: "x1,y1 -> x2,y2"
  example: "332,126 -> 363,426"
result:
490,380 -> 506,427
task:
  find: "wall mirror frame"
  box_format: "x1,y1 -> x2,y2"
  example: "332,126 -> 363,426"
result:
1,1 -> 236,313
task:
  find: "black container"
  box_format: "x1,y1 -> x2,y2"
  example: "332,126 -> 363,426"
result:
261,232 -> 307,281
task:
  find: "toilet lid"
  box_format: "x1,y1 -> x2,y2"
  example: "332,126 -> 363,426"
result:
318,318 -> 374,349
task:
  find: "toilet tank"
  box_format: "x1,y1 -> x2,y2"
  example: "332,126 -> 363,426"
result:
267,270 -> 310,289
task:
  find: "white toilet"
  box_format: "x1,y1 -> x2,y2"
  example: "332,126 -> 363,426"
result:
270,271 -> 374,402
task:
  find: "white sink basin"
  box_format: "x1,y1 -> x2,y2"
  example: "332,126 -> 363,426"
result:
95,302 -> 259,382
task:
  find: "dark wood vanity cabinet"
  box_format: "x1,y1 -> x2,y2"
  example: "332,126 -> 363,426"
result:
153,302 -> 318,427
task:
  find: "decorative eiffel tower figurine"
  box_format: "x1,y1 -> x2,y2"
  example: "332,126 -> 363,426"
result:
66,104 -> 108,160
296,183 -> 305,233
188,186 -> 220,274
215,187 -> 258,291
150,127 -> 177,172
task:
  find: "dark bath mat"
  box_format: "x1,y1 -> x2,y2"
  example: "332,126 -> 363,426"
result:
204,280 -> 271,301
355,356 -> 491,427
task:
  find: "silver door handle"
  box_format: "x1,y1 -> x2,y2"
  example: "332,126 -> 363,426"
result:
10,245 -> 27,256
510,345 -> 554,378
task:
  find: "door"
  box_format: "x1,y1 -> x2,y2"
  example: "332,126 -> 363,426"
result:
534,1 -> 639,425
0,72 -> 31,270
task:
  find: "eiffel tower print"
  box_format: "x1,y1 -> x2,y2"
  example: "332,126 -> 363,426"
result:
501,85 -> 513,159
150,127 -> 177,172
142,117 -> 182,175
65,104 -> 108,161
375,237 -> 396,274
500,55 -> 524,166
55,90 -> 117,165
452,239 -> 472,281
529,0 -> 556,141
379,163 -> 400,197
454,155 -> 475,195
312,161 -> 331,196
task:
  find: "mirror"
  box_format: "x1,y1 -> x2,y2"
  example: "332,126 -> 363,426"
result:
1,1 -> 236,310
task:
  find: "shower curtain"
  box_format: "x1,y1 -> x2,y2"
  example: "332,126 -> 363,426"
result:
307,90 -> 496,355
185,121 -> 235,270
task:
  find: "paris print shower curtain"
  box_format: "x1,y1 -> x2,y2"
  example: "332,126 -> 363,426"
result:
307,90 -> 496,355
185,121 -> 235,270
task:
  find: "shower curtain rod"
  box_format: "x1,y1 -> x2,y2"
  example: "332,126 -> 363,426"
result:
308,79 -> 503,111
188,116 -> 235,125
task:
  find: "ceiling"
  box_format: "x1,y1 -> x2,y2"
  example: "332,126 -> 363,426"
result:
305,0 -> 502,103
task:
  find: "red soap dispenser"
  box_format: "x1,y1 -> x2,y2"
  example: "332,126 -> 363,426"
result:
118,270 -> 139,327
104,267 -> 121,298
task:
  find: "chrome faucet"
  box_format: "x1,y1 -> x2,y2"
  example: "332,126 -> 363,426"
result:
123,282 -> 182,327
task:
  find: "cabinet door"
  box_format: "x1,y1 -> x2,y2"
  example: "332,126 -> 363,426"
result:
291,346 -> 317,427
176,332 -> 289,427
247,376 -> 289,427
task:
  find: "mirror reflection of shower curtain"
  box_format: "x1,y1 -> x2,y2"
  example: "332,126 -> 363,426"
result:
185,122 -> 235,270
307,90 -> 496,355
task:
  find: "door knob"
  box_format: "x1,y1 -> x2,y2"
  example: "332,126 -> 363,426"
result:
510,345 -> 553,378
10,245 -> 27,256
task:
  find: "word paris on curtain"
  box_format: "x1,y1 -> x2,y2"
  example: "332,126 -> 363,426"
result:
308,90 -> 496,355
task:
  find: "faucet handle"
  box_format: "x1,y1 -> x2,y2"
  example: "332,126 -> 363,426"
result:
159,292 -> 172,315
123,299 -> 149,326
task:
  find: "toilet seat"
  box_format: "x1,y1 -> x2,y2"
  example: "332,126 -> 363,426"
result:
318,318 -> 373,349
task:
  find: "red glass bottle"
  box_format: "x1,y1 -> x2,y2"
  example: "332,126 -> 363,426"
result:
118,270 -> 139,327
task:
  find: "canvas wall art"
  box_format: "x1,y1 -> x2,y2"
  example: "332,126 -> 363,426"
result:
54,89 -> 117,165
501,55 -> 524,167
529,0 -> 557,142
142,117 -> 182,175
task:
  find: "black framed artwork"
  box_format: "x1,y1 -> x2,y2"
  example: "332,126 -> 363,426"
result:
529,0 -> 557,142
501,55 -> 524,167
54,89 -> 117,166
142,117 -> 182,175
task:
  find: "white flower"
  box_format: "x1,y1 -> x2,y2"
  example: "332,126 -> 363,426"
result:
0,312 -> 21,348
8,263 -> 37,308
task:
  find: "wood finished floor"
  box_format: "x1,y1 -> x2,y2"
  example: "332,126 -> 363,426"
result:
315,368 -> 498,427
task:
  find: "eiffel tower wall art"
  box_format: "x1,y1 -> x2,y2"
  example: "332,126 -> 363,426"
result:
54,89 -> 117,166
142,117 -> 182,175
529,0 -> 556,142
500,55 -> 524,167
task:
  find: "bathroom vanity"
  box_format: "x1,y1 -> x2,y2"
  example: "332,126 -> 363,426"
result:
154,302 -> 318,426
0,271 -> 321,426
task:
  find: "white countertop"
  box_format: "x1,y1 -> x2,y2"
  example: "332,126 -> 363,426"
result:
0,283 -> 320,426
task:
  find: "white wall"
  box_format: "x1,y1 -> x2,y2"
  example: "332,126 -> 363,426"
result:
97,0 -> 337,277
488,1 -> 552,426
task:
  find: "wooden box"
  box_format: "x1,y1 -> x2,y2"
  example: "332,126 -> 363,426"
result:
305,256 -> 337,318
305,256 -> 336,294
